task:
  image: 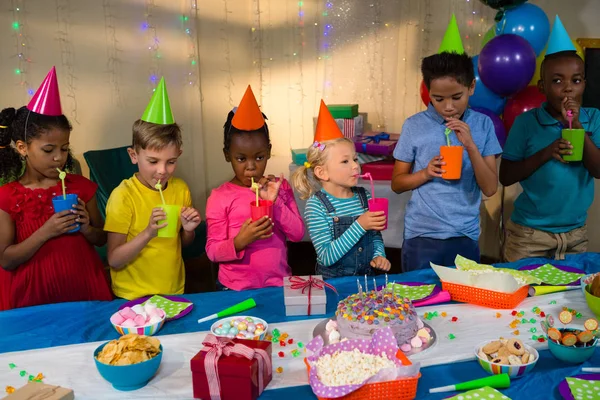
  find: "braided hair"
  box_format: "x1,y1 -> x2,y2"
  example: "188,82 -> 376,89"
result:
0,106 -> 74,185
222,110 -> 270,153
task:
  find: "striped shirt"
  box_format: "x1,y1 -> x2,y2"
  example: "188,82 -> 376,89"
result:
305,188 -> 385,267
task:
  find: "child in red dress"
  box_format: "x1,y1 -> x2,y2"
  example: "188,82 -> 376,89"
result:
0,68 -> 112,310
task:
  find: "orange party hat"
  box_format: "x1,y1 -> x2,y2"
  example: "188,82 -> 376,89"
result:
231,85 -> 265,131
314,100 -> 344,142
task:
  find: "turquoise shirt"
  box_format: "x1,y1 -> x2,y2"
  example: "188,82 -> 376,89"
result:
502,103 -> 600,233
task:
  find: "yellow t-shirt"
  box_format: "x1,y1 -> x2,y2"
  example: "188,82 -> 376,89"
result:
104,174 -> 192,300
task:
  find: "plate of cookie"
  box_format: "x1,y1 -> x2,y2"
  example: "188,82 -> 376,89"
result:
475,338 -> 539,378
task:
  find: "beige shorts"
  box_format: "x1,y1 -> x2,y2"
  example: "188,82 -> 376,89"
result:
502,219 -> 588,263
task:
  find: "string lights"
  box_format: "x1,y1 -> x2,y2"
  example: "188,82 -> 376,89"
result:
103,0 -> 122,105
181,0 -> 199,87
142,0 -> 161,90
55,0 -> 79,124
10,0 -> 33,101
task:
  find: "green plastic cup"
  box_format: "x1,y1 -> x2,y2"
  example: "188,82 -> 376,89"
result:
157,205 -> 181,238
562,129 -> 585,162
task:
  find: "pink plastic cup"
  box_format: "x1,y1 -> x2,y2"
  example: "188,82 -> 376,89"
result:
250,200 -> 274,222
368,197 -> 388,230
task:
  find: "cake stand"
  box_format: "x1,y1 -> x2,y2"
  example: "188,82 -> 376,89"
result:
312,317 -> 437,357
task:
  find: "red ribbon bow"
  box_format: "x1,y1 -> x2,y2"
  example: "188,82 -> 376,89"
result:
289,275 -> 338,315
201,334 -> 272,400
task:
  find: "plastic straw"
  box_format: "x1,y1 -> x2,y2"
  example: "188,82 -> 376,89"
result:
444,128 -> 452,146
56,168 -> 67,199
567,110 -> 573,130
155,180 -> 166,205
251,177 -> 259,206
359,173 -> 375,199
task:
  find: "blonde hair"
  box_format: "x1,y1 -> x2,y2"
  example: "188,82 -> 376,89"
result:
291,137 -> 353,200
132,119 -> 182,151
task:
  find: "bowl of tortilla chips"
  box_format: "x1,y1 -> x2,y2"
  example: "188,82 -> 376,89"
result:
94,333 -> 163,391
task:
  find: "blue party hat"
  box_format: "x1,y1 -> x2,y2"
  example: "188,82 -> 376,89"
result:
546,15 -> 576,56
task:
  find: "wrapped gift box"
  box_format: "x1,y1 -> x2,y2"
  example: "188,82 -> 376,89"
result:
361,160 -> 395,181
327,104 -> 359,119
335,114 -> 364,139
291,148 -> 308,165
284,275 -> 331,316
354,131 -> 400,156
1,382 -> 74,400
191,336 -> 272,400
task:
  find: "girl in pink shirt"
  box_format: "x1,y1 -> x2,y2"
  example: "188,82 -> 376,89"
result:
205,89 -> 305,290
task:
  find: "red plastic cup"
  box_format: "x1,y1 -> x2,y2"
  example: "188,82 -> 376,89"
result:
250,200 -> 273,222
368,197 -> 388,230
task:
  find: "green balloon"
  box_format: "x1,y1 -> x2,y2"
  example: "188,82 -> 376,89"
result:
481,25 -> 496,48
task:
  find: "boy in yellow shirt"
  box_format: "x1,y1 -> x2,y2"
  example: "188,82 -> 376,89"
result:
104,78 -> 202,299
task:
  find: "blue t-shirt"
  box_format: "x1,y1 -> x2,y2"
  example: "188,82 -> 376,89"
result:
502,104 -> 600,233
393,104 -> 502,241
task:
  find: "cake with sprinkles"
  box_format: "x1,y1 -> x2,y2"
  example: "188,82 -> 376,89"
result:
335,289 -> 420,346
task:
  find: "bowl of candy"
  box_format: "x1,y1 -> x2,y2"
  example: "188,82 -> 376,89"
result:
110,303 -> 166,336
474,338 -> 538,378
582,274 -> 600,317
211,316 -> 268,340
545,311 -> 598,364
94,334 -> 163,391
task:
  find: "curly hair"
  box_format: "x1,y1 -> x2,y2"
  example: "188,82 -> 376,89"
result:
0,106 -> 74,185
222,110 -> 270,153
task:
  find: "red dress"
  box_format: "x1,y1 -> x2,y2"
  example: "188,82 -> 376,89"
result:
0,174 -> 113,310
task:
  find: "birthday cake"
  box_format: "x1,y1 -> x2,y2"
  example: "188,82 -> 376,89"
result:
334,289 -> 421,347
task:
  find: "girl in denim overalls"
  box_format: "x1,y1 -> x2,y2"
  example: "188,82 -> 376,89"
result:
291,101 -> 390,279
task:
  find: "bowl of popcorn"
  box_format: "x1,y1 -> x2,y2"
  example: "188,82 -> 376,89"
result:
211,316 -> 268,340
475,338 -> 538,378
110,302 -> 166,336
94,334 -> 163,391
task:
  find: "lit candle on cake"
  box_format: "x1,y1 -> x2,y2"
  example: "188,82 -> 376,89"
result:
364,274 -> 368,292
373,278 -> 378,299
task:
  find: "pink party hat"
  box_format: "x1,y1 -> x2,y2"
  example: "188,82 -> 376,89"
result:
27,67 -> 63,116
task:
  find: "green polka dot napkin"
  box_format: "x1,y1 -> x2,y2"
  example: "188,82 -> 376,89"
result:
526,264 -> 584,285
447,386 -> 511,400
143,295 -> 192,319
567,377 -> 600,400
385,283 -> 435,301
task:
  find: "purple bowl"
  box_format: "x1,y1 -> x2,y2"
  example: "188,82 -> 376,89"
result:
558,373 -> 600,400
118,295 -> 193,321
519,264 -> 584,286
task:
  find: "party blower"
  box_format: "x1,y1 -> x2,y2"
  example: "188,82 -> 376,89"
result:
358,173 -> 388,230
197,298 -> 257,324
429,373 -> 510,393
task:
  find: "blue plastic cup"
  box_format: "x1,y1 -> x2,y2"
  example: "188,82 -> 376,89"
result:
51,193 -> 80,233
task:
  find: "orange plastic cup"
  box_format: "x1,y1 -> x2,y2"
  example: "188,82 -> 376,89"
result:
440,145 -> 463,180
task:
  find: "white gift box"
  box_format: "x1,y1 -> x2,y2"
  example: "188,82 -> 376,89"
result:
283,275 -> 327,316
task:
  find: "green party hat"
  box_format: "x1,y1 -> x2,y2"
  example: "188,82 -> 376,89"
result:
141,77 -> 175,124
438,14 -> 465,54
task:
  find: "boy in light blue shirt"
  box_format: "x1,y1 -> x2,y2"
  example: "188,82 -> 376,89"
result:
392,52 -> 501,271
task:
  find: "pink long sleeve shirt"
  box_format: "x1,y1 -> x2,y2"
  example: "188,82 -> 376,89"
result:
205,179 -> 305,291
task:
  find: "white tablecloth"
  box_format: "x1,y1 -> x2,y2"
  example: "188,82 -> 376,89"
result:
0,290 -> 588,399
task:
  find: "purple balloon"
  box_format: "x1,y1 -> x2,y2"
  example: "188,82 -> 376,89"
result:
471,106 -> 507,148
478,34 -> 536,97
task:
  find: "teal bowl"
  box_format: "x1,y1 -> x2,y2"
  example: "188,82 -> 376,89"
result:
94,342 -> 163,391
547,336 -> 597,364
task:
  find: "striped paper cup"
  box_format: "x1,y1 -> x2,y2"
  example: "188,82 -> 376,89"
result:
474,340 -> 539,378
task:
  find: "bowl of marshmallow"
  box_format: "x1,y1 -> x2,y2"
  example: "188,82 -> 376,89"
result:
110,302 -> 166,336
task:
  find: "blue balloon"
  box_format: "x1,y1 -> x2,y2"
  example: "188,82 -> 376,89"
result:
469,55 -> 506,115
479,34 -> 536,98
495,3 -> 550,56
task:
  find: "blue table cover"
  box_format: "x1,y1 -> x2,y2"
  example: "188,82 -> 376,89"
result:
1,253 -> 599,399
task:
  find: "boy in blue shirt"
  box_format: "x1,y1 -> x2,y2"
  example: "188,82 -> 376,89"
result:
499,18 -> 600,262
392,52 -> 502,271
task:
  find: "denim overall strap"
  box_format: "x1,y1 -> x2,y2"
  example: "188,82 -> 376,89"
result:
315,187 -> 374,279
